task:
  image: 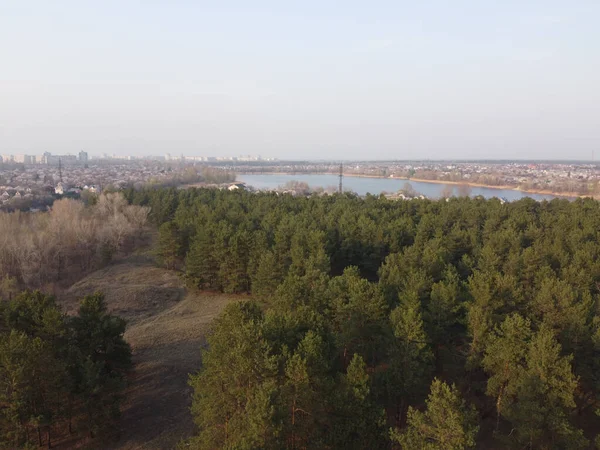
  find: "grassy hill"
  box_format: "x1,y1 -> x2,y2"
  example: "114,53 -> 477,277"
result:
57,255 -> 239,449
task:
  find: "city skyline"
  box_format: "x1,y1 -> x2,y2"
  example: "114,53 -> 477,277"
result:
3,149 -> 600,164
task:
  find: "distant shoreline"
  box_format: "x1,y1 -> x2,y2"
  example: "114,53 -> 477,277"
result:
236,171 -> 588,199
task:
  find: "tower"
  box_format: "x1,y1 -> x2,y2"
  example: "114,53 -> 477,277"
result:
58,157 -> 63,183
339,163 -> 343,194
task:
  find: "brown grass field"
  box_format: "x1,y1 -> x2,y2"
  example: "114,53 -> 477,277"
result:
56,254 -> 239,449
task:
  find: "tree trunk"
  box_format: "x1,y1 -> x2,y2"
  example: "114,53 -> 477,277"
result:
398,398 -> 406,426
38,427 -> 42,447
68,396 -> 73,434
495,387 -> 503,433
291,397 -> 296,450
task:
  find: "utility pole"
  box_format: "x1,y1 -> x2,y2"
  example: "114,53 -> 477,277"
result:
338,163 -> 343,194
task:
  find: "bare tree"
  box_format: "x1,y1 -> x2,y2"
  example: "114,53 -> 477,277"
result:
457,184 -> 472,197
441,185 -> 454,198
0,193 -> 151,289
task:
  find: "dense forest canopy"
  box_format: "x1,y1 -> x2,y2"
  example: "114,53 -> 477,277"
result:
121,187 -> 600,449
2,187 -> 600,448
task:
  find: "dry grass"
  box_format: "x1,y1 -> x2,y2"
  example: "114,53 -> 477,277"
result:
62,254 -> 184,324
55,254 -> 239,449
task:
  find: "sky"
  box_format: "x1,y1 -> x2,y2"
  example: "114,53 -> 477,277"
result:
1,1 -> 599,160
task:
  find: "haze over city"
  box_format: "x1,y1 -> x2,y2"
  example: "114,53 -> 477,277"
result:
1,1 -> 599,160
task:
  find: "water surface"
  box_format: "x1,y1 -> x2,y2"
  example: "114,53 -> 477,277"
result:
237,173 -> 569,202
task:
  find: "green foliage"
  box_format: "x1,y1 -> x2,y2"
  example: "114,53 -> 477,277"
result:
251,250 -> 282,299
0,330 -> 66,447
128,188 -> 600,448
328,354 -> 387,449
156,221 -> 184,269
329,267 -> 389,365
185,226 -> 219,290
483,316 -> 587,448
69,293 -> 132,436
385,294 -> 434,423
188,302 -> 279,449
0,291 -> 131,446
390,378 -> 479,450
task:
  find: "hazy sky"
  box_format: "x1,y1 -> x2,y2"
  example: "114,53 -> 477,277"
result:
1,1 -> 599,160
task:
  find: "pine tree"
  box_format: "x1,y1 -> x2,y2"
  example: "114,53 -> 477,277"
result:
155,221 -> 182,269
0,330 -> 67,448
251,250 -> 282,299
391,378 -> 479,450
282,353 -> 319,449
507,326 -> 587,449
328,354 -> 386,449
482,313 -> 531,433
387,294 -> 434,424
185,226 -> 219,289
530,276 -> 592,355
69,294 -> 132,437
219,230 -> 251,293
483,317 -> 586,448
329,267 -> 389,366
188,302 -> 279,449
426,267 -> 463,349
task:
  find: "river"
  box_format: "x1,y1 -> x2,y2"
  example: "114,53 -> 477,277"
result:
237,173 -> 571,202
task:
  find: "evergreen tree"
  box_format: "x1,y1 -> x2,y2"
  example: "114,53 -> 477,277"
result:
507,327 -> 586,449
328,354 -> 386,449
484,316 -> 586,448
219,230 -> 251,293
0,330 -> 67,448
329,267 -> 389,366
482,313 -> 531,433
188,302 -> 279,449
386,294 -> 434,424
185,225 -> 219,289
69,293 -> 132,437
251,250 -> 282,299
426,267 -> 463,349
156,221 -> 183,269
391,378 -> 478,450
530,276 -> 592,356
282,353 -> 321,449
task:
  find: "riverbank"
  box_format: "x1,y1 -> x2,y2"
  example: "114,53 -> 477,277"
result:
236,171 -> 589,199
406,177 -> 587,199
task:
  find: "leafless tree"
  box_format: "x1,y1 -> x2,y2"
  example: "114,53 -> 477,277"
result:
441,185 -> 454,198
0,193 -> 151,289
457,184 -> 472,197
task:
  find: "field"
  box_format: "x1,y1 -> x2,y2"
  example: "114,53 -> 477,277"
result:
58,254 -> 239,449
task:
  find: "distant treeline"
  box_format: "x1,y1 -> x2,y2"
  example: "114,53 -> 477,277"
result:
124,187 -> 600,449
143,166 -> 236,189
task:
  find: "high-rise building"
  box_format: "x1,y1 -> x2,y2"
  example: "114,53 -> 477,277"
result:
40,152 -> 77,165
79,151 -> 88,163
13,154 -> 36,164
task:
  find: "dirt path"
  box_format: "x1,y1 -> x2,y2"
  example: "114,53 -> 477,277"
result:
114,292 -> 236,449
